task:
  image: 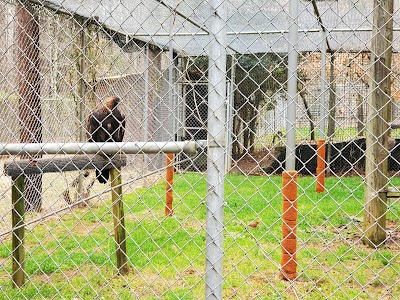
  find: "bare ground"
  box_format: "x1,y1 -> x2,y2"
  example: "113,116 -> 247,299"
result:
230,148 -> 275,175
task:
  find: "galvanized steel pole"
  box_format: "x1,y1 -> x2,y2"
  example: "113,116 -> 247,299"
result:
319,29 -> 328,139
226,55 -> 236,172
169,13 -> 176,140
206,0 -> 227,298
143,45 -> 150,169
286,0 -> 299,171
78,22 -> 86,198
0,141 -> 199,156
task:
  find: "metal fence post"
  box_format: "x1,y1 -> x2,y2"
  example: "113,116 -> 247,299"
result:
205,0 -> 227,298
143,45 -> 150,170
285,0 -> 299,171
77,20 -> 86,200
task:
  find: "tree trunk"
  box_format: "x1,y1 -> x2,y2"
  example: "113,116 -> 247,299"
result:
299,90 -> 315,141
232,113 -> 239,159
241,102 -> 250,156
249,97 -> 260,154
242,127 -> 249,154
17,3 -> 42,212
357,93 -> 364,136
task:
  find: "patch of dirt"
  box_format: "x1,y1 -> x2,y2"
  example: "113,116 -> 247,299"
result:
386,220 -> 400,248
333,219 -> 400,248
230,148 -> 276,175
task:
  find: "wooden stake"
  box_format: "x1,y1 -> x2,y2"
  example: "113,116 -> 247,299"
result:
12,176 -> 25,288
110,168 -> 129,275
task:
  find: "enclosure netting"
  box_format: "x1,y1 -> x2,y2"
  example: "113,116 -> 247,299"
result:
0,0 -> 399,299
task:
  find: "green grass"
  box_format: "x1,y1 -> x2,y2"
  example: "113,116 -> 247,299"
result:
0,173 -> 399,299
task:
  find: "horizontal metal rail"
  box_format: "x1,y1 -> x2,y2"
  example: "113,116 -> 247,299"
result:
0,141 -> 201,156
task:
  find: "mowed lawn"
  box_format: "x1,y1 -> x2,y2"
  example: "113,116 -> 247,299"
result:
0,173 -> 399,299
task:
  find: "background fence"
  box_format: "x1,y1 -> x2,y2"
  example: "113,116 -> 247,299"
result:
0,0 -> 399,299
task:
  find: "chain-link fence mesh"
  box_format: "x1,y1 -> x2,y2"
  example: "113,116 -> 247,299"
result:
0,0 -> 399,299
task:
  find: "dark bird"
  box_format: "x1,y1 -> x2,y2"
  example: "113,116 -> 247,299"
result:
86,96 -> 125,183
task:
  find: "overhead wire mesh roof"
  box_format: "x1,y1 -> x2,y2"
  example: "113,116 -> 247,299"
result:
32,0 -> 400,55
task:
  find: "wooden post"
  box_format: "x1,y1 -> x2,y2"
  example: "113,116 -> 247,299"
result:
363,0 -> 393,247
17,3 -> 43,212
110,168 -> 129,275
12,176 -> 25,288
165,153 -> 174,216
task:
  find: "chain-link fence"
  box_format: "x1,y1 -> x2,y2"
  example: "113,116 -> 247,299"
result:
0,0 -> 399,299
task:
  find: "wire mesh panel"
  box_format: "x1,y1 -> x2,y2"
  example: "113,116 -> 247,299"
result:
0,0 -> 399,299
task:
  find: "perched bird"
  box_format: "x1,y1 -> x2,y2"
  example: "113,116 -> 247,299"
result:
86,96 -> 125,183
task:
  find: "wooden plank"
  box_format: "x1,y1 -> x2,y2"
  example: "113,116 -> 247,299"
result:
386,192 -> 400,199
110,168 -> 129,275
4,155 -> 127,176
12,176 -> 25,288
380,187 -> 400,198
381,187 -> 400,193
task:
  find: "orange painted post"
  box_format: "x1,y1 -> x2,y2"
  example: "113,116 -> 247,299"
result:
281,171 -> 298,281
165,153 -> 174,216
316,139 -> 326,193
